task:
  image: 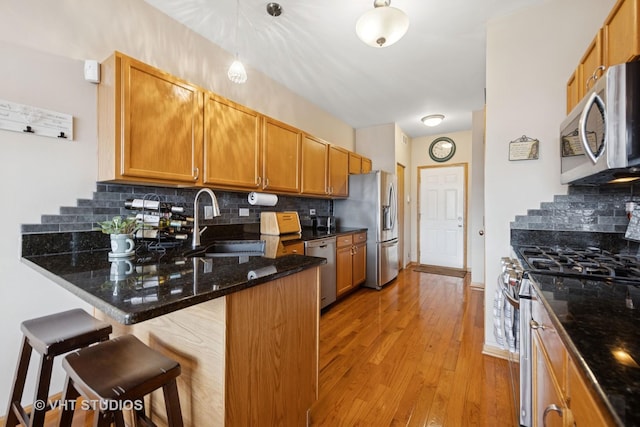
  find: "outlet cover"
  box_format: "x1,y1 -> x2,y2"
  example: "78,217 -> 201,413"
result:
310,209 -> 316,215
204,206 -> 213,219
239,208 -> 250,217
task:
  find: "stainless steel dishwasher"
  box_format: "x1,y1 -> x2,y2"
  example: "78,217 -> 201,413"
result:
304,236 -> 336,309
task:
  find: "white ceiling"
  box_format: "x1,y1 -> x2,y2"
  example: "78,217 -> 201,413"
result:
144,0 -> 545,138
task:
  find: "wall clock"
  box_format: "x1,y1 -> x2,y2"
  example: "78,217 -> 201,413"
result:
428,137 -> 456,162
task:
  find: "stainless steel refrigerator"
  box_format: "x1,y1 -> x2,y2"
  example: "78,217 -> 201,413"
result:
334,170 -> 399,290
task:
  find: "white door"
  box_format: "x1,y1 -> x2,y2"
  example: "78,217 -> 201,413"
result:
419,165 -> 465,268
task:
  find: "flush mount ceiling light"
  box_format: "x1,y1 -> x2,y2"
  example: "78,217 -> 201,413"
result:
227,0 -> 247,84
421,114 -> 445,127
356,0 -> 410,48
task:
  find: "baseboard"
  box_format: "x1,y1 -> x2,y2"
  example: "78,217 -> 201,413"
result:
482,344 -> 512,361
470,281 -> 484,290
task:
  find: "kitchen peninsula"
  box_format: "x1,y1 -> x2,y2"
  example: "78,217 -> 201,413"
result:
21,231 -> 325,426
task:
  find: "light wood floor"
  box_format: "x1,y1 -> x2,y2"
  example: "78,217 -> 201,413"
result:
310,267 -> 517,426
39,267 -> 516,427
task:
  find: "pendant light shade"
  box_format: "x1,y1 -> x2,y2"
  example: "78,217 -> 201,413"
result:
228,57 -> 247,84
356,0 -> 409,48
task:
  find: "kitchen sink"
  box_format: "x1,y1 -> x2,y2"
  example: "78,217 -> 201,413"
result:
183,240 -> 265,258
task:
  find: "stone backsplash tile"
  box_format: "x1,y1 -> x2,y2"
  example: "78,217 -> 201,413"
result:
511,183 -> 640,232
21,184 -> 332,234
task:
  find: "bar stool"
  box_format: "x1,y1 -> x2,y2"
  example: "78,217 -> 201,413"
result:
59,334 -> 183,427
5,308 -> 112,427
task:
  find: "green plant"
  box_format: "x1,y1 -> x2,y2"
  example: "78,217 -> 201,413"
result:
97,216 -> 139,235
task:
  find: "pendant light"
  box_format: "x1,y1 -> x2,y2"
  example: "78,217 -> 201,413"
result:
228,0 -> 247,84
356,0 -> 409,48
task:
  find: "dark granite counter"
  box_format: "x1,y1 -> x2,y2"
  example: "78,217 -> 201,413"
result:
22,230 -> 325,325
528,273 -> 640,426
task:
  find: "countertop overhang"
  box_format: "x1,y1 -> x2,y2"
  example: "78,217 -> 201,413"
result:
19,228 -> 348,325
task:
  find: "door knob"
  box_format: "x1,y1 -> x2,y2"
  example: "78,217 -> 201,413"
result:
479,230 -> 484,236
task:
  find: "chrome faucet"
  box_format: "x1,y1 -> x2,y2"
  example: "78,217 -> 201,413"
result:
192,188 -> 220,249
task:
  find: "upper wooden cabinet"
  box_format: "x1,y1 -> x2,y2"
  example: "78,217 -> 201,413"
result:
362,157 -> 372,173
604,0 -> 640,66
98,52 -> 203,185
262,117 -> 301,193
328,145 -> 349,197
567,0 -> 640,112
348,151 -> 373,174
203,92 -> 262,190
301,135 -> 328,196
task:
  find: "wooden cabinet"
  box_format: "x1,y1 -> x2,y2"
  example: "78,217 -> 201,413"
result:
567,0 -> 640,112
362,157 -> 372,173
98,51 -> 203,185
328,145 -> 349,197
349,151 -> 373,174
568,359 -> 615,426
262,117 -> 301,193
98,267 -> 319,427
203,92 -> 262,190
604,0 -> 640,66
531,287 -> 616,426
336,232 -> 367,297
301,135 -> 329,196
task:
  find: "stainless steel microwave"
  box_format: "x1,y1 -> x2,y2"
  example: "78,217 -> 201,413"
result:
560,61 -> 640,185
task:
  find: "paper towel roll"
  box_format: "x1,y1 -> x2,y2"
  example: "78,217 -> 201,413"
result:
247,265 -> 277,280
248,192 -> 278,206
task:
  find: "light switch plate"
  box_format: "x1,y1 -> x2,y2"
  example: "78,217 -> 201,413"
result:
84,60 -> 100,83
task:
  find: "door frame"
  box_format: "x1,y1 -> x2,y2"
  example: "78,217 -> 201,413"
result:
396,162 -> 405,270
417,163 -> 469,269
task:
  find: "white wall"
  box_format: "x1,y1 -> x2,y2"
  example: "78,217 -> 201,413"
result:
0,42 -> 96,409
0,0 -> 356,410
483,0 -> 616,352
411,130 -> 473,266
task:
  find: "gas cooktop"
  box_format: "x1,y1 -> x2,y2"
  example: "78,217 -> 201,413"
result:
516,245 -> 640,283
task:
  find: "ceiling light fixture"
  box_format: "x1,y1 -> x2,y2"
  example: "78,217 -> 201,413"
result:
356,0 -> 409,48
227,0 -> 247,84
421,114 -> 445,127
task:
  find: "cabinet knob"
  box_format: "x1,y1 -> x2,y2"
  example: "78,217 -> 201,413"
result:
193,167 -> 199,180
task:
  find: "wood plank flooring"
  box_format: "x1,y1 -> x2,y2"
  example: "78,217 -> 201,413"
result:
310,267 -> 517,426
39,267 -> 516,427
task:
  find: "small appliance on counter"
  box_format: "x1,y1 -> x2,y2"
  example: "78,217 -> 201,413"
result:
260,211 -> 301,235
315,216 -> 336,232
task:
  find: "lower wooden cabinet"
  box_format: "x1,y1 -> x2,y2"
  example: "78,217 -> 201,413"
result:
532,286 -> 616,426
336,232 -> 367,297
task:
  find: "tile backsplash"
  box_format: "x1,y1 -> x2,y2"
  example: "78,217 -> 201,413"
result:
21,183 -> 332,234
510,184 -> 640,232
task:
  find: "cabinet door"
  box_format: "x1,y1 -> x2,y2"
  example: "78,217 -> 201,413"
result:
568,359 -> 614,426
349,152 -> 362,174
203,93 -> 261,189
352,242 -> 367,286
120,54 -> 203,184
361,157 -> 372,173
336,245 -> 353,296
328,146 -> 349,197
578,31 -> 604,97
301,135 -> 328,196
532,333 -> 570,427
604,0 -> 640,66
566,69 -> 580,114
263,117 -> 301,193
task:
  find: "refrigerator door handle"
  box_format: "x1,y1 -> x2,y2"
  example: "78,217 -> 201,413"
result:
389,181 -> 397,230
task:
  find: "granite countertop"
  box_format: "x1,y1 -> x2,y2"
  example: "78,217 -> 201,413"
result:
528,272 -> 640,426
22,230 -> 326,325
